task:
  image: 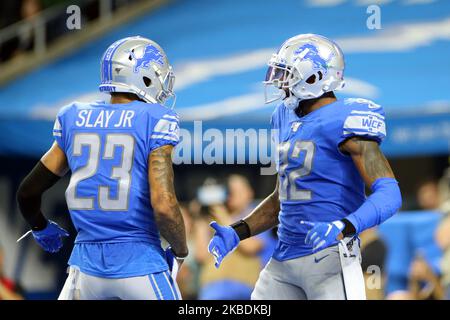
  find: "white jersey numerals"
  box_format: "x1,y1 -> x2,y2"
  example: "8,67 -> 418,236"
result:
66,133 -> 135,211
278,140 -> 315,201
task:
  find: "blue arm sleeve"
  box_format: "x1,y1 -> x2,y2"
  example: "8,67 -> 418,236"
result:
346,178 -> 402,234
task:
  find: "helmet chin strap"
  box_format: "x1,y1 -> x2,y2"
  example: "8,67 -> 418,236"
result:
284,95 -> 299,110
281,89 -> 300,110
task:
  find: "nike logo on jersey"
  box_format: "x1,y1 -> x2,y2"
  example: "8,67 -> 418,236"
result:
314,254 -> 329,263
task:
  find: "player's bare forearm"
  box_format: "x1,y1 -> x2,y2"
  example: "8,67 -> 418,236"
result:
16,142 -> 68,230
149,145 -> 188,257
242,179 -> 280,236
340,136 -> 395,187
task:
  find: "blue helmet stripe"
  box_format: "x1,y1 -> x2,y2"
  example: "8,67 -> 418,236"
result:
101,37 -> 129,84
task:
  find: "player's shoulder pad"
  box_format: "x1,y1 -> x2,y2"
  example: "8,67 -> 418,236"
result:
341,98 -> 386,143
137,101 -> 179,122
56,102 -> 76,118
344,98 -> 385,116
143,103 -> 180,146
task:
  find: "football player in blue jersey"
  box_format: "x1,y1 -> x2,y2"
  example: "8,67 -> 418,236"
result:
208,34 -> 402,300
16,36 -> 188,300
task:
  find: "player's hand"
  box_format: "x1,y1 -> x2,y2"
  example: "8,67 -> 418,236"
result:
32,220 -> 69,253
208,221 -> 240,268
301,220 -> 344,253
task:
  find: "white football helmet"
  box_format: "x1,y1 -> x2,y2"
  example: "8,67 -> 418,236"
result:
264,34 -> 345,109
99,36 -> 176,107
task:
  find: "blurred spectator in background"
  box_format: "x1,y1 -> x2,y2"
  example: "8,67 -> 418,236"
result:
416,178 -> 441,211
386,177 -> 446,300
411,178 -> 444,300
176,204 -> 201,300
0,0 -> 22,62
436,166 -> 450,299
17,0 -> 43,54
439,167 -> 450,213
0,0 -> 43,62
408,254 -> 444,300
225,175 -> 277,268
436,214 -> 450,299
0,244 -> 24,300
194,175 -> 276,299
360,228 -> 387,300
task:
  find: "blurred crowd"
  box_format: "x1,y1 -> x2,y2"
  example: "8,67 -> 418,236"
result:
172,168 -> 450,300
360,173 -> 450,300
175,174 -> 277,300
0,0 -> 142,63
0,245 -> 24,300
1,0 -> 62,62
1,168 -> 450,300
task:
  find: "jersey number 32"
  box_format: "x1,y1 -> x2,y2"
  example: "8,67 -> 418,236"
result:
278,140 -> 315,201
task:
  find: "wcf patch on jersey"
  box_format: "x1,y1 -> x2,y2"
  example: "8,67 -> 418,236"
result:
343,110 -> 386,138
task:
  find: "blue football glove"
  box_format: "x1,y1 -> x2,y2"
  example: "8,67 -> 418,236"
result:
208,221 -> 240,268
302,220 -> 345,253
32,220 -> 69,253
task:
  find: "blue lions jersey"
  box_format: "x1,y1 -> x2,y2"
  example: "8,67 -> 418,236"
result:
271,98 -> 386,261
52,100 -> 179,277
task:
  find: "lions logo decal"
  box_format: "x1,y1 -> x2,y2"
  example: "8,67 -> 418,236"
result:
293,44 -> 331,73
131,44 -> 165,73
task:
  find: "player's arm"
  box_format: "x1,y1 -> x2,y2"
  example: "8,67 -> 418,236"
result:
16,142 -> 69,252
148,145 -> 188,259
208,179 -> 280,267
17,142 -> 68,230
339,136 -> 401,235
241,178 -> 280,236
341,136 -> 395,186
303,136 -> 401,253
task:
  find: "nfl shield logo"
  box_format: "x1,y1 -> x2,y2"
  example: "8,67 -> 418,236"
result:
291,122 -> 302,132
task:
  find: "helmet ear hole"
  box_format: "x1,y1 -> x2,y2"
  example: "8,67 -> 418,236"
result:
143,76 -> 152,87
129,49 -> 135,61
306,74 -> 316,84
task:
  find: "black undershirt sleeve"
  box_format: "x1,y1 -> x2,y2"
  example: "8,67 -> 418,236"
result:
231,220 -> 251,241
16,161 -> 61,230
342,218 -> 357,237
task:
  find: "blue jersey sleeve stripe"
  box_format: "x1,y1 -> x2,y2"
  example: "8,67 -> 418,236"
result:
162,114 -> 179,121
157,118 -> 179,125
343,127 -> 386,133
150,134 -> 179,142
151,131 -> 179,138
350,110 -> 385,120
343,130 -> 386,138
343,128 -> 386,135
